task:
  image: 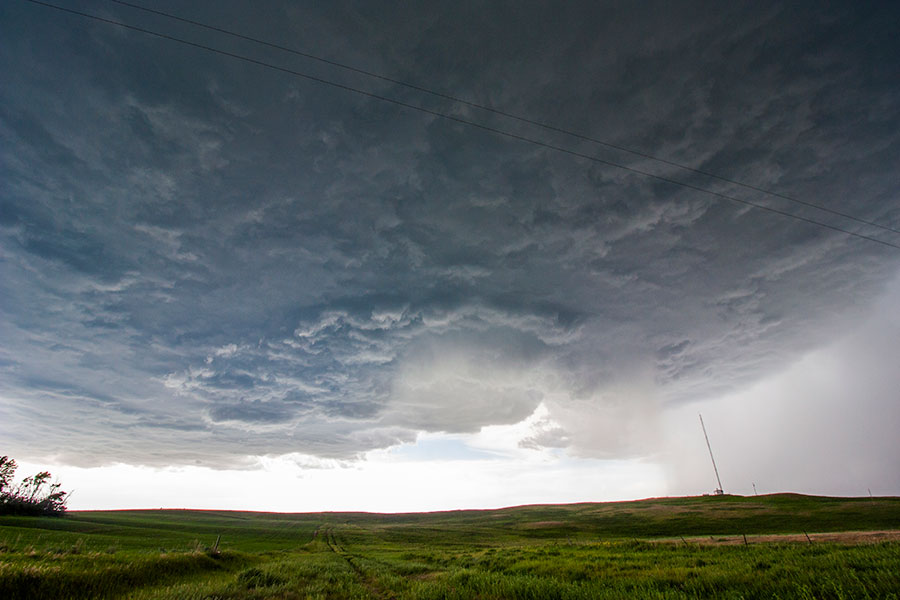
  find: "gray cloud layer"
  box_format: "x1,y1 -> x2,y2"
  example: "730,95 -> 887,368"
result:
1,1 -> 899,467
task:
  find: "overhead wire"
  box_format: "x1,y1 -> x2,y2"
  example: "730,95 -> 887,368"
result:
104,0 -> 900,238
22,0 -> 900,252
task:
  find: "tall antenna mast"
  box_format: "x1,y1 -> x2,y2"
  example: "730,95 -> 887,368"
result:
699,413 -> 724,495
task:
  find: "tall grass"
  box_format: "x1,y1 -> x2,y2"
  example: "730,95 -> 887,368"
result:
0,548 -> 243,600
398,541 -> 900,600
2,495 -> 899,599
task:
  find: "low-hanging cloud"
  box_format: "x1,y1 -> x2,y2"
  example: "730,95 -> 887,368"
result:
1,0 -> 898,476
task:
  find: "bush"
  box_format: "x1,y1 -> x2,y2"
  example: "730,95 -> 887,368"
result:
0,456 -> 69,516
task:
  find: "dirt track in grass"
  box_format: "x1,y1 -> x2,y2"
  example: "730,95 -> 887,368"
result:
674,529 -> 900,545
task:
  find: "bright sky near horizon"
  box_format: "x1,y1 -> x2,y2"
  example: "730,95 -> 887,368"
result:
2,0 -> 899,511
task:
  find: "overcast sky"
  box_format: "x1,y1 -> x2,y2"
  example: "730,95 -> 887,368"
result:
2,0 -> 899,511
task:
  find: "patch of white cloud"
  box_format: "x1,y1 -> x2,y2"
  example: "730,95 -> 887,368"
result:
213,343 -> 240,358
134,225 -> 200,263
542,369 -> 664,460
388,346 -> 545,433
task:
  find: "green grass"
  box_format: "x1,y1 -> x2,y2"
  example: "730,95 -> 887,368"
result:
1,494 -> 899,599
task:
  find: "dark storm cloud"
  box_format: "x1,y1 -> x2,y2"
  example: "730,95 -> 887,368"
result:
1,1 -> 898,466
209,400 -> 298,424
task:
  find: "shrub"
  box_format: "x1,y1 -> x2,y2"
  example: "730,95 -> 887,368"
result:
0,456 -> 69,516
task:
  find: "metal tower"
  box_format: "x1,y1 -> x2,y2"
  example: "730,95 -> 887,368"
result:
699,413 -> 724,495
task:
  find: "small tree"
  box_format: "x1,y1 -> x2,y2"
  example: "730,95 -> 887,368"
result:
0,455 -> 16,492
0,456 -> 69,516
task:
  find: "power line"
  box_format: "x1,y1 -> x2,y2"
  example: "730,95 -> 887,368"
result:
22,0 -> 900,252
105,0 -> 900,238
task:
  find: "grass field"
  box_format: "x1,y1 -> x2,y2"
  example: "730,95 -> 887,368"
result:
1,494 -> 899,599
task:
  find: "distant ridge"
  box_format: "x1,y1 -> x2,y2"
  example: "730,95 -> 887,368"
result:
62,494 -> 900,540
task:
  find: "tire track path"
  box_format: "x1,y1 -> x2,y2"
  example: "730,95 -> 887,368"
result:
322,525 -> 396,599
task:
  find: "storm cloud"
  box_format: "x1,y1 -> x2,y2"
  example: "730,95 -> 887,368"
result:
1,0 -> 898,482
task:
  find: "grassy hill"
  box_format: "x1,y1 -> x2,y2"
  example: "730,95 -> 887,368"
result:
3,493 -> 897,552
1,494 -> 899,599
